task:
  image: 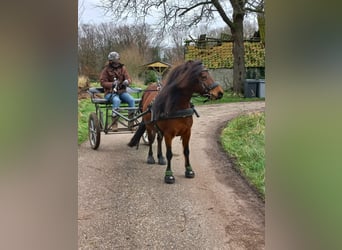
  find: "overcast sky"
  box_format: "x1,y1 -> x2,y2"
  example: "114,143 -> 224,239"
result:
79,0 -> 113,24
78,0 -> 229,28
78,0 -> 160,25
78,0 -> 257,45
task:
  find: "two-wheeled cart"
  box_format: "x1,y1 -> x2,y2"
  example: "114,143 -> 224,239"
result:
87,87 -> 148,149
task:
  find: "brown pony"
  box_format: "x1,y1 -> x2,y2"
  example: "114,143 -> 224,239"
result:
128,60 -> 224,184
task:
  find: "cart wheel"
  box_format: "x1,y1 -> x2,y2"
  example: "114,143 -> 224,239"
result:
88,112 -> 101,150
142,131 -> 149,145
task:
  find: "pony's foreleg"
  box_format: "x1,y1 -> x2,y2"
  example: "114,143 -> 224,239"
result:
147,129 -> 156,164
157,132 -> 166,165
182,133 -> 195,178
164,135 -> 175,184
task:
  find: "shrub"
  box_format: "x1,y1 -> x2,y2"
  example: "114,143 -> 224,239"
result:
144,70 -> 158,84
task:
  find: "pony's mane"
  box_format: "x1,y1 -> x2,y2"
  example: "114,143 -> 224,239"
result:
153,60 -> 204,119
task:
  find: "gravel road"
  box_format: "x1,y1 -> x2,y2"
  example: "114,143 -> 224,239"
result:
78,101 -> 265,250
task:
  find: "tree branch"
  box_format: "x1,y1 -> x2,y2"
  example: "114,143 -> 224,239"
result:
245,0 -> 264,13
212,0 -> 233,28
178,1 -> 212,17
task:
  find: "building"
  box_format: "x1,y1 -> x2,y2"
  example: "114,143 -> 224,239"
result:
184,35 -> 265,90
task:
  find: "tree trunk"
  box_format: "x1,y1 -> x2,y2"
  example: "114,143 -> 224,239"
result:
231,13 -> 245,95
257,13 -> 265,44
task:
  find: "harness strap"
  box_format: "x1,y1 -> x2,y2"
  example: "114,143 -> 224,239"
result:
208,82 -> 219,90
158,108 -> 194,119
154,123 -> 163,138
143,98 -> 200,137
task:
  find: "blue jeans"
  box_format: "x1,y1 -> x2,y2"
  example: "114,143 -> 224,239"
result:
105,92 -> 135,111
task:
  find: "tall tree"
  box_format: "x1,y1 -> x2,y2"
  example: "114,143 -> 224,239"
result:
98,0 -> 264,94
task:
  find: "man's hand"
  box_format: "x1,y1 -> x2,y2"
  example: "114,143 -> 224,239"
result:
113,79 -> 119,87
122,80 -> 129,86
112,79 -> 119,92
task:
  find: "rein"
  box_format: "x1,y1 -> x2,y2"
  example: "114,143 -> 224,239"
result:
144,82 -> 163,92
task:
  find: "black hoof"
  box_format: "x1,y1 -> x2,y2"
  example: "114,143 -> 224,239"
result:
158,157 -> 166,165
164,175 -> 175,184
185,170 -> 195,178
147,156 -> 155,164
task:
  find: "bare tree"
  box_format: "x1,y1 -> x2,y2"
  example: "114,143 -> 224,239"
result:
164,28 -> 188,63
244,15 -> 258,39
78,24 -> 100,78
78,0 -> 85,25
98,0 -> 264,94
78,22 -> 158,81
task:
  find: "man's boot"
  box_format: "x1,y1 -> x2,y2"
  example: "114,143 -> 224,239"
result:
111,115 -> 119,132
128,112 -> 135,131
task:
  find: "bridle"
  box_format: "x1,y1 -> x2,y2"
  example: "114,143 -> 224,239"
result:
200,69 -> 220,98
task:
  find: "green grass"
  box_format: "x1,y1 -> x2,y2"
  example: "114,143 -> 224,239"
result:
78,98 -> 94,145
220,112 -> 265,197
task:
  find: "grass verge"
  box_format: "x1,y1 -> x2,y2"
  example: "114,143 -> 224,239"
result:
78,98 -> 94,145
220,111 -> 265,197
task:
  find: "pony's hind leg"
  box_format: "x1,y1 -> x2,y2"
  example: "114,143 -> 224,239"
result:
182,132 -> 195,178
157,132 -> 166,165
147,129 -> 156,164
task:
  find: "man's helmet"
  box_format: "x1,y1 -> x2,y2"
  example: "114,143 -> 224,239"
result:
108,51 -> 120,61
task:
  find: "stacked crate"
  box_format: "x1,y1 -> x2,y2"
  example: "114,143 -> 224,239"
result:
185,41 -> 265,69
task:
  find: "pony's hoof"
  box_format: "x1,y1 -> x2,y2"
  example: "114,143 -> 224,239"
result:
164,175 -> 175,184
147,156 -> 155,164
185,170 -> 195,178
158,157 -> 166,165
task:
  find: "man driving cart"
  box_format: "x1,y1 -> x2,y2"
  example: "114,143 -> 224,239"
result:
100,51 -> 135,131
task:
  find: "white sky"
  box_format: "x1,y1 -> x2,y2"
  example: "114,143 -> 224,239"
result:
78,0 -> 228,28
79,0 -> 160,25
78,0 -> 257,45
79,0 -> 113,24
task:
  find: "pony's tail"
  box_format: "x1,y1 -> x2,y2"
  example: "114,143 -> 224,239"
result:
128,122 -> 146,148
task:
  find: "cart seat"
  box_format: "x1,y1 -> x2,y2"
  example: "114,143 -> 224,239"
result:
87,87 -> 142,104
87,87 -> 109,104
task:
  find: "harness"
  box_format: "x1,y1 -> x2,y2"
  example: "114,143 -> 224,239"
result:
144,102 -> 200,138
154,103 -> 200,120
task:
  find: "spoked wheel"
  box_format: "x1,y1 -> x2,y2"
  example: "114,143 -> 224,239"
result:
88,112 -> 101,150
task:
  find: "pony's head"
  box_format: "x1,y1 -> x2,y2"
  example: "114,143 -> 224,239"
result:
198,67 -> 224,100
171,60 -> 223,100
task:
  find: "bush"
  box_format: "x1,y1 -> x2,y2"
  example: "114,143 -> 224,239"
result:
78,75 -> 89,89
144,70 -> 158,84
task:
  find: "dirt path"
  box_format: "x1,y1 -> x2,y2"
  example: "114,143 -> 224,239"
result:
78,101 -> 265,249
